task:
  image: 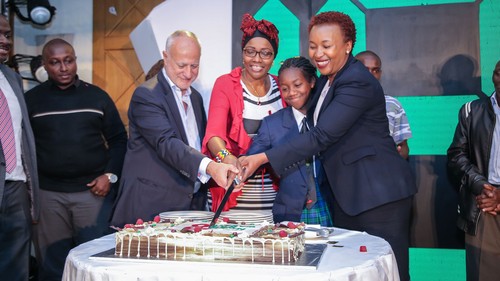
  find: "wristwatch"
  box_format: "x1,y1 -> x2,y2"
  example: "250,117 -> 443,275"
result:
105,173 -> 118,184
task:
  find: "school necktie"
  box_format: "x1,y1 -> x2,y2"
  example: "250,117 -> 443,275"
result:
299,117 -> 308,134
300,117 -> 317,209
0,89 -> 16,173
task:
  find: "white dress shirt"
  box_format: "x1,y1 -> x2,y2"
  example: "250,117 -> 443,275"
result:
162,69 -> 211,185
313,82 -> 331,126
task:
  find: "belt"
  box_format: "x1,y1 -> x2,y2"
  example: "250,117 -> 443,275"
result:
5,180 -> 21,184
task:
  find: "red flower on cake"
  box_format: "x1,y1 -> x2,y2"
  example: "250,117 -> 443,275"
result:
153,215 -> 161,223
135,218 -> 144,225
287,222 -> 297,229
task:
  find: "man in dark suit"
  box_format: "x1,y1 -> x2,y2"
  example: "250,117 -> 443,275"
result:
241,12 -> 417,281
0,15 -> 39,281
111,30 -> 238,227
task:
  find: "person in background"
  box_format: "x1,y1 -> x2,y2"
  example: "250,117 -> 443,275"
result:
447,59 -> 500,281
110,30 -> 238,227
247,56 -> 333,225
355,50 -> 412,159
145,59 -> 164,81
240,11 -> 417,281
25,38 -> 128,281
0,15 -> 39,281
202,13 -> 285,212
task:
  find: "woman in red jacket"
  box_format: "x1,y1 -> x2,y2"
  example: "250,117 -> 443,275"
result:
202,13 -> 285,212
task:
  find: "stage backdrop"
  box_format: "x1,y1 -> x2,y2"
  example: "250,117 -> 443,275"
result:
130,0 -> 500,249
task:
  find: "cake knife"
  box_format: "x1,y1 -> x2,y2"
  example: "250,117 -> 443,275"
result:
209,177 -> 240,227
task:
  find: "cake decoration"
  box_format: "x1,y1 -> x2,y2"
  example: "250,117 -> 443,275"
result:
114,217 -> 305,264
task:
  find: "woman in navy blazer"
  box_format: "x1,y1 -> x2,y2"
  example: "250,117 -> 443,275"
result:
240,12 -> 416,281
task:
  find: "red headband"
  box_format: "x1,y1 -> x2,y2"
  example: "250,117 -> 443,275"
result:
240,13 -> 279,55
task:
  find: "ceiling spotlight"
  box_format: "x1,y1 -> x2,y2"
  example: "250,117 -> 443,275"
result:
12,0 -> 56,26
28,0 -> 56,25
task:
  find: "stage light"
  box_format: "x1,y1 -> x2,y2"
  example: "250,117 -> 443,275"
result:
12,0 -> 56,26
28,0 -> 55,24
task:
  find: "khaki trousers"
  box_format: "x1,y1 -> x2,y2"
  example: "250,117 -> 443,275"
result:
465,212 -> 500,281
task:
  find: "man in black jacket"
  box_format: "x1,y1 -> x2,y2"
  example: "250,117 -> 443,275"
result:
25,38 -> 127,281
447,59 -> 500,281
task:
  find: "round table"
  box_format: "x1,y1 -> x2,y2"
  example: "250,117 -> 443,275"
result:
63,227 -> 400,281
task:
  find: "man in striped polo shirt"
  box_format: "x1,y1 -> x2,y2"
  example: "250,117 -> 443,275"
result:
355,50 -> 413,159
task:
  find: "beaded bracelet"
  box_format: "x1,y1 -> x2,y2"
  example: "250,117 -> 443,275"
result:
215,149 -> 231,163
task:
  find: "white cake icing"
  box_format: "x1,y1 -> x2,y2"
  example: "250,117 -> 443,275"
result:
114,219 -> 305,263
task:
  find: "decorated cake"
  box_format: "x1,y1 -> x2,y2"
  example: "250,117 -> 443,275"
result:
114,217 -> 305,264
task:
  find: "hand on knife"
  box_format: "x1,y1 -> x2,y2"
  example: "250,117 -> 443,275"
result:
206,161 -> 239,189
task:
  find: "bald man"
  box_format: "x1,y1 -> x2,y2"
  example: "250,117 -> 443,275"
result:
355,50 -> 413,159
25,38 -> 127,281
110,30 -> 238,227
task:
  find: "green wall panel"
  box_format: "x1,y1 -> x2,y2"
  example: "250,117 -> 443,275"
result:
409,248 -> 465,281
361,0 -> 474,9
255,0 -> 300,75
251,0 -> 497,156
399,95 -> 477,155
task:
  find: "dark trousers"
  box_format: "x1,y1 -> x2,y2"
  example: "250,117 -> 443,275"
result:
0,181 -> 31,281
33,189 -> 113,281
333,196 -> 413,281
190,183 -> 208,211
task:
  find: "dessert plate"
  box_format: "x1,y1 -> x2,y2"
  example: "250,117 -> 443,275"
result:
221,210 -> 273,224
159,210 -> 213,221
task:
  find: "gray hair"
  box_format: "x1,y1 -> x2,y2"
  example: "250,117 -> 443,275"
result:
165,30 -> 201,52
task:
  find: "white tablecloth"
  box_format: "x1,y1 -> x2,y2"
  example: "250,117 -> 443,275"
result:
63,228 -> 399,281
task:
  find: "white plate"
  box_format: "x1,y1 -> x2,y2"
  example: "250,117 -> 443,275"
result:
159,210 -> 213,221
221,210 -> 273,224
222,211 -> 271,217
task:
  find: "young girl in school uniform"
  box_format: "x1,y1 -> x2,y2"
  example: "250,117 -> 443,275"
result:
246,57 -> 333,226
